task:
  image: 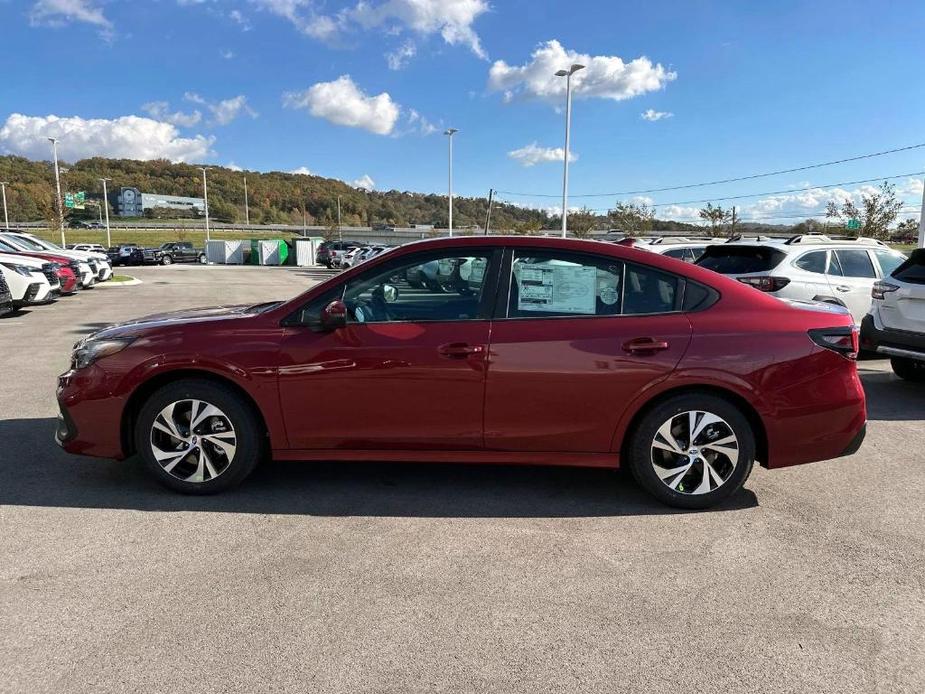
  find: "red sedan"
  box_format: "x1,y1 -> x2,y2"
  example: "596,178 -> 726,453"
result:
56,236 -> 866,509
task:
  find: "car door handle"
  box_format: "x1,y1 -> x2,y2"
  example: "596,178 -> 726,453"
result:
438,342 -> 485,359
623,338 -> 670,354
835,285 -> 851,292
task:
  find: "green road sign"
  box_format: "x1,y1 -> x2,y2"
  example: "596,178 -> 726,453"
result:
64,191 -> 86,209
846,218 -> 861,231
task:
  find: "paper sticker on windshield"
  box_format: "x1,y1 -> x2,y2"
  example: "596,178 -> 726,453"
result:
518,265 -> 596,314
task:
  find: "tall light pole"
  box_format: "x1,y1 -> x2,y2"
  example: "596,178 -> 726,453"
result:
243,175 -> 249,225
555,63 -> 584,238
444,128 -> 458,237
99,178 -> 112,248
48,137 -> 65,245
917,171 -> 925,248
198,167 -> 211,241
0,182 -> 9,230
336,194 -> 342,241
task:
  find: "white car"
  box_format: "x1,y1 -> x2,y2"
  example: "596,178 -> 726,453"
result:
339,247 -> 365,269
0,252 -> 60,306
71,243 -> 107,254
0,232 -> 112,282
696,234 -> 907,323
861,248 -> 925,381
638,237 -> 718,262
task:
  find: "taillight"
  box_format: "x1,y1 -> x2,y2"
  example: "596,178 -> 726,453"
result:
808,326 -> 859,360
737,276 -> 790,292
871,281 -> 899,300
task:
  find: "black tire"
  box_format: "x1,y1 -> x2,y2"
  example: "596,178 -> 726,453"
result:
160,255 -> 173,265
891,356 -> 925,382
625,393 -> 756,510
198,254 -> 208,264
134,379 -> 264,494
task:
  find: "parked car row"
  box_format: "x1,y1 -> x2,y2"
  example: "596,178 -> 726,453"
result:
0,230 -> 114,317
104,241 -> 207,266
317,240 -> 396,269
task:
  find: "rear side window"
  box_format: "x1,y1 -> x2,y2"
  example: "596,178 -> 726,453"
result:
892,249 -> 925,284
663,248 -> 693,261
696,246 -> 786,274
623,264 -> 679,315
833,249 -> 876,278
874,250 -> 906,277
508,251 -> 623,318
794,250 -> 827,274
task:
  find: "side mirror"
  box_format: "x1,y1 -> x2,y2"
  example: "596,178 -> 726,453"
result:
320,300 -> 347,331
382,284 -> 399,303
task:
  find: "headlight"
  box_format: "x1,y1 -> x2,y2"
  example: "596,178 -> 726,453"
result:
72,338 -> 134,370
1,262 -> 35,277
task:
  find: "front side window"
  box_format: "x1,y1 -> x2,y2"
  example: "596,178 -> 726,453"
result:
343,250 -> 494,323
832,249 -> 876,278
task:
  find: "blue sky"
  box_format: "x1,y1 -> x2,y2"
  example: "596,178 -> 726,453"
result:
2,0 -> 924,222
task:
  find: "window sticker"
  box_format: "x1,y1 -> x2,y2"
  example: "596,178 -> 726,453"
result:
517,264 -> 597,314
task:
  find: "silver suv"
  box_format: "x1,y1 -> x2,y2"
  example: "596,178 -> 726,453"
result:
695,234 -> 907,323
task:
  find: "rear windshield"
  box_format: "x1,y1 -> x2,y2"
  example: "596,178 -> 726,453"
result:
696,245 -> 786,274
892,249 -> 925,285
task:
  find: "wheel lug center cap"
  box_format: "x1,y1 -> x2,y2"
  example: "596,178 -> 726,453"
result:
190,435 -> 198,445
688,447 -> 700,456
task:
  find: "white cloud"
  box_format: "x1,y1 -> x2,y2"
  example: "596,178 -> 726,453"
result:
352,174 -> 375,191
508,142 -> 577,167
252,0 -> 488,57
291,166 -> 313,175
227,162 -> 243,171
220,49 -> 235,59
348,0 -> 489,59
641,109 -> 673,121
406,109 -> 438,136
141,101 -> 203,128
0,113 -> 214,163
386,39 -> 417,70
229,9 -> 252,30
183,93 -> 258,126
489,40 -> 677,105
283,75 -> 400,136
29,0 -> 112,33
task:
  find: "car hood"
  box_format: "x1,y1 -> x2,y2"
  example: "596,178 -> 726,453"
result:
89,304 -> 260,340
0,252 -> 47,269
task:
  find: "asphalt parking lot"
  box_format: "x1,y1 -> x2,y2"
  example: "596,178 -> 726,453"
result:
1,264 -> 923,694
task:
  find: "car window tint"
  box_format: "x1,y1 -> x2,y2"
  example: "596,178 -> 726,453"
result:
873,250 -> 905,277
624,264 -> 679,315
892,250 -> 925,284
696,246 -> 786,274
794,250 -> 827,274
508,251 -> 623,318
833,249 -> 876,278
344,251 -> 491,323
663,248 -> 689,260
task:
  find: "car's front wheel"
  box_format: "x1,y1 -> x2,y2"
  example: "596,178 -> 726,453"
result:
135,379 -> 264,494
160,255 -> 173,265
626,393 -> 756,509
891,356 -> 925,382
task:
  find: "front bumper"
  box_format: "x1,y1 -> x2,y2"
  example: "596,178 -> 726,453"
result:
56,367 -> 128,459
860,314 -> 925,362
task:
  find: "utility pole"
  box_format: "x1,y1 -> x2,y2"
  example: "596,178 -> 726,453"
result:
484,188 -> 494,235
444,128 -> 458,236
0,182 -> 9,230
48,137 -> 65,245
555,63 -> 585,238
198,167 -> 210,242
243,175 -> 249,225
99,178 -> 112,248
337,194 -> 342,240
918,172 -> 925,248
730,206 -> 738,238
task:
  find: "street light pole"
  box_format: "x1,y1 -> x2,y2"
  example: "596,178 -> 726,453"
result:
48,137 -> 65,245
0,182 -> 9,230
444,128 -> 458,237
198,167 -> 210,242
99,178 -> 112,248
918,171 -> 925,248
243,175 -> 249,225
555,64 -> 585,238
336,194 -> 342,241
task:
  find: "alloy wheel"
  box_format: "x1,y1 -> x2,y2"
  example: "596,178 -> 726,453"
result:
650,410 -> 739,495
149,399 -> 237,483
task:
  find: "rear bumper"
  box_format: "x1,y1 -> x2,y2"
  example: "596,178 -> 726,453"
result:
861,314 -> 925,361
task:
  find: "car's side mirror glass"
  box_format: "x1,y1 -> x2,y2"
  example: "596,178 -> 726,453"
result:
382,284 -> 399,303
320,300 -> 347,331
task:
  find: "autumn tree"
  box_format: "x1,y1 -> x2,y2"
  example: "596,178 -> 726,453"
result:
609,201 -> 654,237
698,203 -> 731,235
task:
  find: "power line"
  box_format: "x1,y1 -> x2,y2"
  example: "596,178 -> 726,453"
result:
495,142 -> 925,198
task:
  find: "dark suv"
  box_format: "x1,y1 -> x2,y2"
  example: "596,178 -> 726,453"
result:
143,242 -> 207,265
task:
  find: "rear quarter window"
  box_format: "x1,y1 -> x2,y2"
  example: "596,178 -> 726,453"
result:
696,246 -> 786,274
892,249 -> 925,284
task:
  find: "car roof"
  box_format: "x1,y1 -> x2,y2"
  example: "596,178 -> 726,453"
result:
715,234 -> 897,253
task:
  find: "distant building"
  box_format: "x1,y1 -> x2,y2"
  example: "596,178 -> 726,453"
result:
111,187 -> 205,217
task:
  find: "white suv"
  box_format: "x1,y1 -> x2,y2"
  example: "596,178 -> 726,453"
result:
861,248 -> 925,380
696,234 -> 907,323
0,253 -> 60,306
639,237 -> 719,263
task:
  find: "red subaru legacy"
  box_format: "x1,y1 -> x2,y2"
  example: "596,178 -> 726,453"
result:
57,236 -> 866,509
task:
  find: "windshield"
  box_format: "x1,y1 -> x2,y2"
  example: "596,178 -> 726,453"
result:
697,245 -> 787,274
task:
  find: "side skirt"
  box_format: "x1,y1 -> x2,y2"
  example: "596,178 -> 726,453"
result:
273,449 -> 620,468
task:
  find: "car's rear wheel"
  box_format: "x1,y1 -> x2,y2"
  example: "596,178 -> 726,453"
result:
626,393 -> 756,509
135,379 -> 263,494
891,356 -> 925,382
198,254 -> 208,264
